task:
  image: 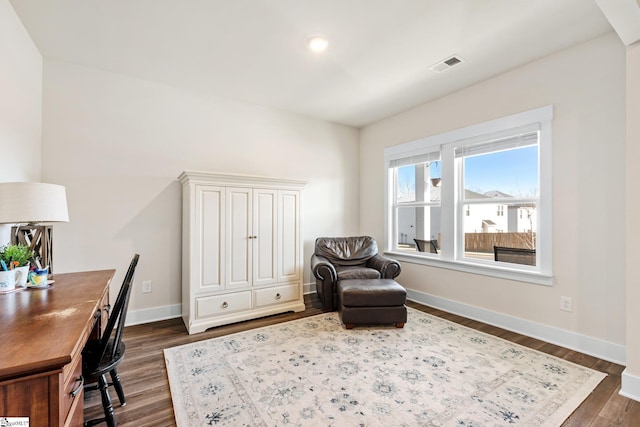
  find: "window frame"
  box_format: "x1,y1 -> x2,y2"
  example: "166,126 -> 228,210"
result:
384,106 -> 553,286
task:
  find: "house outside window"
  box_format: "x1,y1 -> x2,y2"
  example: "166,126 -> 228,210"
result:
384,106 -> 553,285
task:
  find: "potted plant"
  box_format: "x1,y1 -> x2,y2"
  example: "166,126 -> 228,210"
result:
0,243 -> 34,287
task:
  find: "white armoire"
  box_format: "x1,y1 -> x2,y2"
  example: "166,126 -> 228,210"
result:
179,171 -> 306,334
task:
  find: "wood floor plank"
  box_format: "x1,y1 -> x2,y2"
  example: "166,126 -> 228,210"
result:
84,295 -> 639,426
563,372 -> 620,426
598,385 -> 640,425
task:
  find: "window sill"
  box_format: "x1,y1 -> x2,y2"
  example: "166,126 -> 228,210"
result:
384,251 -> 553,286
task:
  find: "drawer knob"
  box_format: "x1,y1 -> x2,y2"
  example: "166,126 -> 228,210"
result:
221,301 -> 229,309
275,293 -> 281,300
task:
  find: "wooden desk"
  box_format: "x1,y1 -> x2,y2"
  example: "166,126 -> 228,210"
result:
0,269 -> 115,427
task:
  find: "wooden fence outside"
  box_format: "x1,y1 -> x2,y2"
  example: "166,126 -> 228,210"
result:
464,232 -> 536,253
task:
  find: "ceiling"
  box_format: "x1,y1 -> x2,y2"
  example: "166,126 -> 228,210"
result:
10,0 -> 614,128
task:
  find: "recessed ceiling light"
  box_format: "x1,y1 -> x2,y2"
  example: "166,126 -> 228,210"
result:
307,35 -> 329,53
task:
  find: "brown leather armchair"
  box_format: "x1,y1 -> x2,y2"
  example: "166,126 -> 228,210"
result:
311,236 -> 401,311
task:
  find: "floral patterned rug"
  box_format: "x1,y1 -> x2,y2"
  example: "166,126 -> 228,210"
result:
164,308 -> 605,426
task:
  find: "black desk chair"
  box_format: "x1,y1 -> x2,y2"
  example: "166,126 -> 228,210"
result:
83,254 -> 139,427
414,238 -> 438,254
493,246 -> 536,266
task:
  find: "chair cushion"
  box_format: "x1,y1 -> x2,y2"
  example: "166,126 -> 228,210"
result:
315,236 -> 378,266
338,279 -> 406,307
336,266 -> 381,280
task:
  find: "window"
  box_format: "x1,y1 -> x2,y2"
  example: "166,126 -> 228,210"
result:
390,152 -> 442,249
384,106 -> 552,285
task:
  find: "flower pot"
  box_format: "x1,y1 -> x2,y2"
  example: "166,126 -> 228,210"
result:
0,269 -> 17,291
431,178 -> 441,187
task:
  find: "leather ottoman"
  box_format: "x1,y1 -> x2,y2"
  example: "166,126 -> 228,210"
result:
337,278 -> 407,329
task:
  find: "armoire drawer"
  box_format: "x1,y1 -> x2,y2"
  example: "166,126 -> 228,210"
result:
254,283 -> 299,307
196,291 -> 252,319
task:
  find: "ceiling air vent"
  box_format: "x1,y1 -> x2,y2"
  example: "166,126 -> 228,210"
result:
430,55 -> 464,73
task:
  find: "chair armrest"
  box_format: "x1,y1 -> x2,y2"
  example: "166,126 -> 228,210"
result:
367,254 -> 401,278
311,254 -> 337,283
311,254 -> 338,311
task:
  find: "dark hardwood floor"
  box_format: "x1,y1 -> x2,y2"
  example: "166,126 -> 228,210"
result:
84,295 -> 640,426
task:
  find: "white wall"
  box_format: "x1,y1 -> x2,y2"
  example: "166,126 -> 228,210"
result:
41,59 -> 360,319
0,0 -> 42,243
360,33 -> 626,353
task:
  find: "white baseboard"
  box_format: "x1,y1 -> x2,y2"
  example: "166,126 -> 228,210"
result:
621,369 -> 640,402
406,288 -> 626,366
126,303 -> 182,326
303,281 -> 316,295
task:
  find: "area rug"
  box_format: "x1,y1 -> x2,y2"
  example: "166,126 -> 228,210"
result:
164,308 -> 606,426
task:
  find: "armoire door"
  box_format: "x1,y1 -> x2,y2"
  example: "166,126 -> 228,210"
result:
196,185 -> 225,292
253,189 -> 277,286
226,187 -> 252,289
278,190 -> 301,282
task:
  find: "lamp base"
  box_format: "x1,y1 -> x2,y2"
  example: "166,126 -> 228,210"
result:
11,225 -> 54,275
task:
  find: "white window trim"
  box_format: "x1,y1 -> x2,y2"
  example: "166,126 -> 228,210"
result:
384,105 -> 553,286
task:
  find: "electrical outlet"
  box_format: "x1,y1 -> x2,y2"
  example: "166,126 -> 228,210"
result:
560,296 -> 572,312
142,280 -> 152,294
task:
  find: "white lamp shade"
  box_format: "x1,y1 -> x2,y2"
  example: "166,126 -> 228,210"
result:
0,182 -> 69,224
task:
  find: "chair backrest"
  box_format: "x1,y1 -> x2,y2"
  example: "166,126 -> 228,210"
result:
98,254 -> 140,362
414,239 -> 438,254
493,246 -> 535,266
314,236 -> 378,266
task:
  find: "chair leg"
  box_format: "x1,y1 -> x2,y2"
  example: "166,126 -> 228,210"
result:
110,368 -> 127,406
85,374 -> 117,427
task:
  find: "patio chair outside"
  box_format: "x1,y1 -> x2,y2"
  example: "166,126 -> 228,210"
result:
493,246 -> 536,266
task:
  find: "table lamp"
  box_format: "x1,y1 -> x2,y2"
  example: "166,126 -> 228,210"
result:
0,182 -> 69,274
